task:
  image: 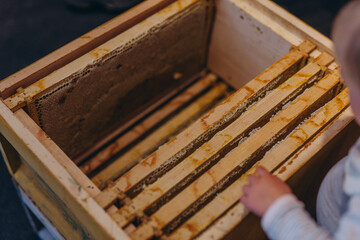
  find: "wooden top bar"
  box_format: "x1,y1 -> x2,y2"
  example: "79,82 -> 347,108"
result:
95,41 -> 315,209
109,53 -> 331,228
171,88 -> 349,240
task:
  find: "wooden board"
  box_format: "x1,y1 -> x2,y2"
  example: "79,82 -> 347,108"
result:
208,0 -> 292,88
95,41 -> 314,209
247,0 -> 333,52
208,0 -> 333,88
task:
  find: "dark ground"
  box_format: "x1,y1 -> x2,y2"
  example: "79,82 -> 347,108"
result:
0,0 -> 351,239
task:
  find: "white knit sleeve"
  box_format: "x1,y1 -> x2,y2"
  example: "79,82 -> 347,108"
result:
261,193 -> 332,240
260,139 -> 360,240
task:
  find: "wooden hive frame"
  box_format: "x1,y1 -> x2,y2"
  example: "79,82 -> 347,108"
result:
0,0 -> 359,239
94,44 -> 345,239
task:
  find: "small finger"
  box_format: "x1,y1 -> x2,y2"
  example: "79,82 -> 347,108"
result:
242,184 -> 250,195
256,166 -> 269,177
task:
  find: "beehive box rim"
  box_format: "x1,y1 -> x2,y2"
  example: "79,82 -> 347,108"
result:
0,1 -> 354,239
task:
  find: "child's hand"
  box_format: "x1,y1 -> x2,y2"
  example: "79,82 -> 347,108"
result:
240,166 -> 292,217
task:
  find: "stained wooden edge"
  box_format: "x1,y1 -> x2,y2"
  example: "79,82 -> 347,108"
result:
0,0 -> 176,99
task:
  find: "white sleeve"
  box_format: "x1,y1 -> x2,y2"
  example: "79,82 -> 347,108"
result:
335,138 -> 360,239
261,193 -> 332,240
261,138 -> 360,240
262,193 -> 360,240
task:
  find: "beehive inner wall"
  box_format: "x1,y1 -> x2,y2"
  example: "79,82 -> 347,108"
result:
29,1 -> 209,159
207,0 -> 293,89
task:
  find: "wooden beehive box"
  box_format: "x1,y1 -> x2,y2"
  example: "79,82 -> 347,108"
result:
0,0 -> 359,239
